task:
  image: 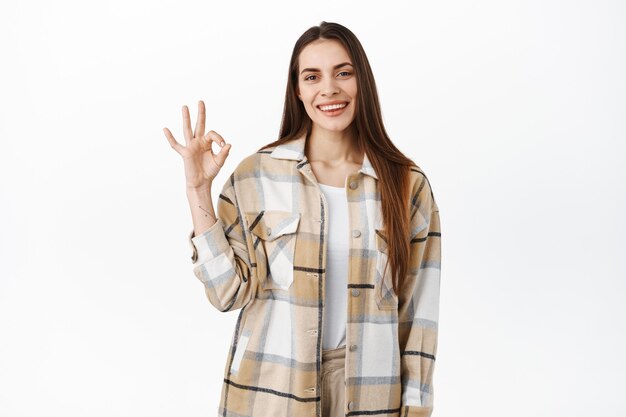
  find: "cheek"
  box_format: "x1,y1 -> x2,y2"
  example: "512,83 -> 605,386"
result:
304,102 -> 317,117
351,86 -> 358,99
348,81 -> 358,98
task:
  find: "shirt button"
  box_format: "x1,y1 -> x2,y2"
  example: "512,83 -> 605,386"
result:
347,401 -> 355,410
266,227 -> 272,235
351,289 -> 360,297
351,229 -> 361,238
349,344 -> 358,352
349,181 -> 358,189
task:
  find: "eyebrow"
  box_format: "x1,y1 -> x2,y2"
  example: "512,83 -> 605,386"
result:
300,62 -> 353,75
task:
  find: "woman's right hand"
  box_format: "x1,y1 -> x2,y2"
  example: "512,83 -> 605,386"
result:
163,100 -> 232,190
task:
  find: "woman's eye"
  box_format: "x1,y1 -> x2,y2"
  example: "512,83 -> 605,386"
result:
304,71 -> 350,81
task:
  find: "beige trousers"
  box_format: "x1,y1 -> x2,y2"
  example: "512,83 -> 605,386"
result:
321,345 -> 346,417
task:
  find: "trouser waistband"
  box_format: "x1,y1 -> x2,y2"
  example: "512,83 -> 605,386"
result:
322,345 -> 346,362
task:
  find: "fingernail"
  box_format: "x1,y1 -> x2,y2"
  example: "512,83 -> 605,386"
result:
221,141 -> 225,146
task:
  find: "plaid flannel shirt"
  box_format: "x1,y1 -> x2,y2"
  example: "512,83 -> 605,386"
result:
188,133 -> 441,417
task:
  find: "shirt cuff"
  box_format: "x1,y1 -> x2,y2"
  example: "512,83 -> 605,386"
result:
188,219 -> 228,265
401,405 -> 433,417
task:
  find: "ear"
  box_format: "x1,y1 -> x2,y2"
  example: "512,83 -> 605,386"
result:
296,86 -> 301,100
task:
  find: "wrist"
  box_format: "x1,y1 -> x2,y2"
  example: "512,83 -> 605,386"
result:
186,183 -> 212,194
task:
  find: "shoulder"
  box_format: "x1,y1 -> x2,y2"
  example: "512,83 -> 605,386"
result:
408,164 -> 439,213
227,141 -> 294,182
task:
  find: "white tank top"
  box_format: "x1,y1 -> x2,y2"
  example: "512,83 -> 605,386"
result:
318,182 -> 348,349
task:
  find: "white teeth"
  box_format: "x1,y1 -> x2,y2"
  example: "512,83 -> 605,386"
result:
318,103 -> 347,111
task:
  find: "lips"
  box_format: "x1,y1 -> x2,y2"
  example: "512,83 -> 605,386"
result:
317,101 -> 349,112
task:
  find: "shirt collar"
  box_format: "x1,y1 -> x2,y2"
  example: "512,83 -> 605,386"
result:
269,133 -> 379,180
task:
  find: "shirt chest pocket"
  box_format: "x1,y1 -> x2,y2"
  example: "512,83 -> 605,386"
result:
245,210 -> 301,291
374,229 -> 399,310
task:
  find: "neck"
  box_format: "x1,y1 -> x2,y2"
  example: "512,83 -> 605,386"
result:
305,124 -> 363,164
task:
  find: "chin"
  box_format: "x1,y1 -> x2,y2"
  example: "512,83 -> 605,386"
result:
313,117 -> 355,132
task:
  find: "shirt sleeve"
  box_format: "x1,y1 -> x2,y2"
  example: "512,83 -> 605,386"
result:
398,173 -> 442,417
187,173 -> 257,312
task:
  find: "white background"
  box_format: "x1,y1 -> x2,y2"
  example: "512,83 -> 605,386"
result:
1,0 -> 625,416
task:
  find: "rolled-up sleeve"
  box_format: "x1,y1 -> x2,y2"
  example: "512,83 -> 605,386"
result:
187,173 -> 257,312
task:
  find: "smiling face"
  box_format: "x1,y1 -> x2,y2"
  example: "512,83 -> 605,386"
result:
296,38 -> 358,136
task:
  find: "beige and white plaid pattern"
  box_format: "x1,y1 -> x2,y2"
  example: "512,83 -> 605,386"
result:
188,133 -> 441,417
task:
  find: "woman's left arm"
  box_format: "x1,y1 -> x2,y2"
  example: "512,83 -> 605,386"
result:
397,173 -> 442,417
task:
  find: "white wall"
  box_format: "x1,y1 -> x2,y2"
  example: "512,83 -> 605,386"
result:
1,0 -> 624,416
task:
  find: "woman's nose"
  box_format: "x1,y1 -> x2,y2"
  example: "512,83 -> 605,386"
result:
321,77 -> 340,96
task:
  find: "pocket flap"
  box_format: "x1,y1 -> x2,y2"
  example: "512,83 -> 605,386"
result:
245,210 -> 301,242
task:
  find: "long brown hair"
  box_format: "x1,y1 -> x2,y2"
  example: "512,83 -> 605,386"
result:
258,21 -> 417,295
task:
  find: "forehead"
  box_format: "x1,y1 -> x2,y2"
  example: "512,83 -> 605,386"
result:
298,39 -> 352,69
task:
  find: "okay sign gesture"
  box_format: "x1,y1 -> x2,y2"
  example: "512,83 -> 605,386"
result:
163,100 -> 232,189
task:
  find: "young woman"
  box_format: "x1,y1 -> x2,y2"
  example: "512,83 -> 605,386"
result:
164,21 -> 441,417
